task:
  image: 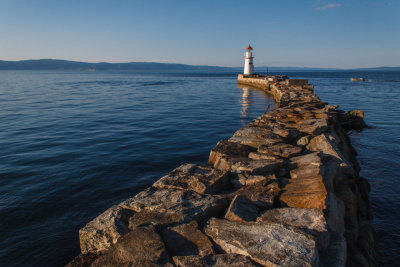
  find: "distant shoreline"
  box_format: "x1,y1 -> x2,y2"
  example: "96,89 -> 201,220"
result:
0,59 -> 399,72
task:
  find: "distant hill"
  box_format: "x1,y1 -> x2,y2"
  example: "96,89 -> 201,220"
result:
351,66 -> 400,71
0,59 -> 398,72
0,59 -> 235,72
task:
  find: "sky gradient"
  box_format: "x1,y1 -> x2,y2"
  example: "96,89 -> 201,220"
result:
0,0 -> 399,68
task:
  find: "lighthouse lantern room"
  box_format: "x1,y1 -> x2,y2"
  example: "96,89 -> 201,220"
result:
243,45 -> 254,75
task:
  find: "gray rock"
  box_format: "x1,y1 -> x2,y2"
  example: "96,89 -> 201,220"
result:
79,205 -> 133,254
229,127 -> 284,148
248,152 -> 280,160
298,118 -> 328,135
257,208 -> 330,249
204,218 -> 319,267
162,221 -> 214,257
231,172 -> 277,188
272,127 -> 301,140
153,164 -> 229,194
121,188 -> 229,229
230,158 -> 283,175
229,185 -> 276,210
285,152 -> 321,170
90,225 -> 173,267
258,143 -> 302,158
224,195 -> 259,222
173,254 -> 262,267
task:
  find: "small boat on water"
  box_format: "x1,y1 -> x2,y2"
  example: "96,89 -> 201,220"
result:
350,77 -> 365,82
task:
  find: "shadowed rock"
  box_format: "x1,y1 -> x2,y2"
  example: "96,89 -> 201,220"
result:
298,118 -> 328,135
306,133 -> 354,176
90,225 -> 172,267
209,140 -> 256,163
208,140 -> 256,171
258,143 -> 302,158
173,254 -> 263,267
272,127 -> 301,140
338,110 -> 366,130
224,195 -> 259,222
153,164 -> 229,194
204,218 -> 319,266
230,158 -> 283,174
65,253 -> 98,267
231,172 -> 277,188
162,221 -> 214,257
226,185 -> 276,210
319,232 -> 347,267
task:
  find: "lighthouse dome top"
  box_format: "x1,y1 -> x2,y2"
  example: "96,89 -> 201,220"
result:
246,45 -> 253,50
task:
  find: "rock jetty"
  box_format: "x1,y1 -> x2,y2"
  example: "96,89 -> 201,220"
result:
67,74 -> 377,266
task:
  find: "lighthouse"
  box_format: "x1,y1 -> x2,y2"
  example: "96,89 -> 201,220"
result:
243,45 -> 254,75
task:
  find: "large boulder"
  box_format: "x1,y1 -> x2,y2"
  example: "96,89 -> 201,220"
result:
204,218 -> 319,266
90,225 -> 173,266
153,164 -> 229,194
306,133 -> 354,177
120,188 -> 229,229
256,208 -> 330,249
78,205 -> 133,254
229,127 -> 284,148
279,175 -> 327,209
298,118 -> 328,135
161,221 -> 214,257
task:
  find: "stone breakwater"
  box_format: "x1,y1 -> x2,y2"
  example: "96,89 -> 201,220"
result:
68,74 -> 377,266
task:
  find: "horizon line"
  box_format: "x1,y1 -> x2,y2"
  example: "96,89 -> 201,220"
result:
0,58 -> 399,70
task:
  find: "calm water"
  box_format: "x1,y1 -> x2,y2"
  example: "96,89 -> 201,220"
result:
0,70 -> 399,266
0,71 -> 275,266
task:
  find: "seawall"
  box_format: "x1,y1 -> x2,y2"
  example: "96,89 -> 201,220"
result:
68,74 -> 377,266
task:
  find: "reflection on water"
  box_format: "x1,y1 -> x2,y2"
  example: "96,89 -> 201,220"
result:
237,84 -> 253,123
237,83 -> 274,126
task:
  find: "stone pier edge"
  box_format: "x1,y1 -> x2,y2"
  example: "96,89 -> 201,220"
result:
67,74 -> 378,266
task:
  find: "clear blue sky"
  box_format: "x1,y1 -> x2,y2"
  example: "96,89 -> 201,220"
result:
0,0 -> 399,68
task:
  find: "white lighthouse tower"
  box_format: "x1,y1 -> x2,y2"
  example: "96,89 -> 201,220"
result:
243,45 -> 254,75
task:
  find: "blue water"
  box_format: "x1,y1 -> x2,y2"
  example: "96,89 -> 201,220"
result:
0,71 -> 274,266
0,70 -> 399,266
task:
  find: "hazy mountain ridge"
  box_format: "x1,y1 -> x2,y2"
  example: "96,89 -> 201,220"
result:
0,59 -> 398,71
0,59 -> 234,72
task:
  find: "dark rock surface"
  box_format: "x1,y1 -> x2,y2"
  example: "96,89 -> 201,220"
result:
173,254 -> 263,267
